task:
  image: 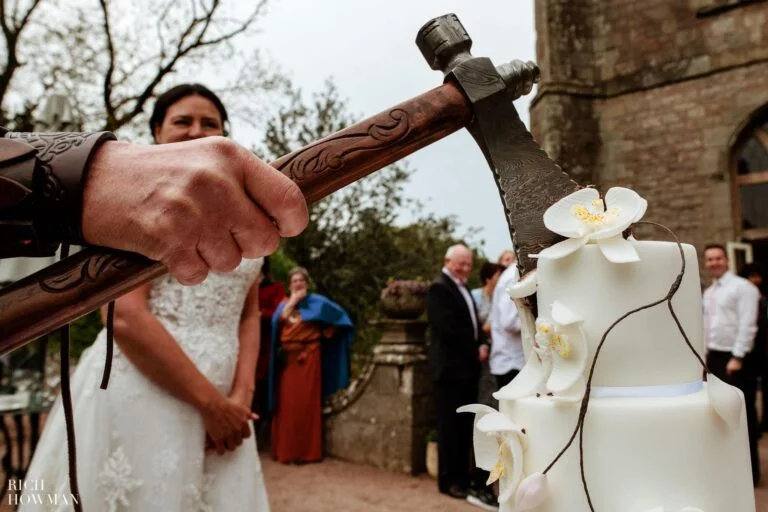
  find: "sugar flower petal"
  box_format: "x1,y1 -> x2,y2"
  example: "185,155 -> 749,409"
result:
497,433 -> 525,504
494,350 -> 549,400
634,196 -> 648,222
458,404 -> 505,471
597,235 -> 640,263
546,325 -> 589,393
707,373 -> 743,429
543,187 -> 599,238
533,236 -> 588,261
457,404 -> 500,416
589,187 -> 646,240
508,270 -> 537,299
476,411 -> 523,435
513,472 -> 548,510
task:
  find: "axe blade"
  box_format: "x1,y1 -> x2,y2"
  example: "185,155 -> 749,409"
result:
417,14 -> 579,275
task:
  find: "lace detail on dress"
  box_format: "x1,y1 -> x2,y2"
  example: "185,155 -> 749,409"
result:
98,446 -> 143,512
184,472 -> 216,512
147,258 -> 263,392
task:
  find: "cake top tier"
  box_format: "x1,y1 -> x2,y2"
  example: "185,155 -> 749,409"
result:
501,187 -> 705,396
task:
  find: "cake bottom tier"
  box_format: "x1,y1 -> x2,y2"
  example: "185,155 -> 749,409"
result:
501,388 -> 755,512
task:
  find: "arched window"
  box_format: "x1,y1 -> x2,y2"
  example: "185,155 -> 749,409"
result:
734,112 -> 768,241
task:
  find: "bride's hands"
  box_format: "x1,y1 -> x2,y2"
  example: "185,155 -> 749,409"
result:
201,393 -> 257,455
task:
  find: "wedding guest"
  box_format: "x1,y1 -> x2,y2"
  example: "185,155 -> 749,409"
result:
427,244 -> 496,510
253,256 -> 286,446
269,267 -> 353,464
498,249 -> 516,268
739,263 -> 768,432
471,262 -> 504,407
703,244 -> 760,485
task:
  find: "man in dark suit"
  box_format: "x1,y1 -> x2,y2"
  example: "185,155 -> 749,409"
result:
427,244 -> 495,510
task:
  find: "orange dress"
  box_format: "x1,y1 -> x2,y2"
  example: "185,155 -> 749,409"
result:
271,310 -> 334,463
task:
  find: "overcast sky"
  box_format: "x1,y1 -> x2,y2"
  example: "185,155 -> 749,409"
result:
236,1 -> 537,260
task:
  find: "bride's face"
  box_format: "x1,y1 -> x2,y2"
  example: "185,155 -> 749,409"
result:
290,274 -> 308,295
154,95 -> 224,144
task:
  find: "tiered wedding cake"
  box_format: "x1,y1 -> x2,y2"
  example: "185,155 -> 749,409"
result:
460,187 -> 755,512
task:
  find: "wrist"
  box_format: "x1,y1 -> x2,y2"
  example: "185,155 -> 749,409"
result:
194,385 -> 223,412
82,140 -> 130,246
232,379 -> 256,395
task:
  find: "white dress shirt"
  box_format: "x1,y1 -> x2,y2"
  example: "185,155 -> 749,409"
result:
489,265 -> 524,375
442,268 -> 478,340
703,271 -> 760,358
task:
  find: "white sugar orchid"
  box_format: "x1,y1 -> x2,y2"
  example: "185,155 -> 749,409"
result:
496,301 -> 588,401
533,187 -> 647,263
457,404 -> 527,504
508,269 -> 537,300
706,373 -> 743,429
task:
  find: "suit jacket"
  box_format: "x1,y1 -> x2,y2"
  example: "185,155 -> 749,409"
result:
427,271 -> 487,382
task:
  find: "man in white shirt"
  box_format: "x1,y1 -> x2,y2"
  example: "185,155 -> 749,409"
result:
489,264 -> 524,388
702,243 -> 760,485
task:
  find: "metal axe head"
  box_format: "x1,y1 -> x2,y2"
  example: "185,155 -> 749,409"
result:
416,14 -> 579,275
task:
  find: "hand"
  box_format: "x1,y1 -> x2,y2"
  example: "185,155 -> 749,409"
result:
82,137 -> 308,285
200,392 -> 257,455
478,345 -> 489,363
229,386 -> 255,411
291,288 -> 307,304
726,357 -> 743,376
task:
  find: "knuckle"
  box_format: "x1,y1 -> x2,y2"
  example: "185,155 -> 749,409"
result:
206,136 -> 240,161
276,181 -> 308,234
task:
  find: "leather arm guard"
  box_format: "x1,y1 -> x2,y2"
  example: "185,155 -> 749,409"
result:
0,129 -> 116,258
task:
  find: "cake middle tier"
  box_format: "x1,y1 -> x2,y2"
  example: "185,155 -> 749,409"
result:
535,241 -> 705,387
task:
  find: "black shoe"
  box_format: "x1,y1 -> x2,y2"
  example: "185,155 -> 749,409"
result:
441,484 -> 468,500
466,489 -> 499,511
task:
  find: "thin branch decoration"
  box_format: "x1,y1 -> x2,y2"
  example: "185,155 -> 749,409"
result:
539,221 -> 708,511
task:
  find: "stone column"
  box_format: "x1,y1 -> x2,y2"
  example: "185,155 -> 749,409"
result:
324,318 -> 434,474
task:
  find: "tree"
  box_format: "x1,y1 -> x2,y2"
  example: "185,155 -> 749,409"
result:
0,0 -> 289,359
261,80 -> 482,357
0,0 -> 287,136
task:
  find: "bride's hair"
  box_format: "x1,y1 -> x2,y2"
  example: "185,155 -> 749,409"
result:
149,83 -> 230,141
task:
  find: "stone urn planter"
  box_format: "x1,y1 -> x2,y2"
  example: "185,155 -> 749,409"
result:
380,279 -> 429,320
426,430 -> 438,478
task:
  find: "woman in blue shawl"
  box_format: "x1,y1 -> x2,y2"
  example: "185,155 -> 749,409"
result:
268,266 -> 353,463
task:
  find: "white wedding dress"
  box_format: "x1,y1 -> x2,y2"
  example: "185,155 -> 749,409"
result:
21,258 -> 270,512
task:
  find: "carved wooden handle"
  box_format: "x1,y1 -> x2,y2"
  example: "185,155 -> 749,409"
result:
0,83 -> 470,352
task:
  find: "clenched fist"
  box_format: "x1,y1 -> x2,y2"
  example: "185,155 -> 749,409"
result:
82,137 -> 308,284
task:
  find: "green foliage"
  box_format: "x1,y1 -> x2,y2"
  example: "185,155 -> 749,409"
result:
45,310 -> 103,360
261,80 -> 483,363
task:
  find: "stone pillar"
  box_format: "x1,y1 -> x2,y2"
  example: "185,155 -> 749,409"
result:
324,318 -> 434,474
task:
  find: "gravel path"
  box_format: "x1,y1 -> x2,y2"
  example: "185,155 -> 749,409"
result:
264,439 -> 768,512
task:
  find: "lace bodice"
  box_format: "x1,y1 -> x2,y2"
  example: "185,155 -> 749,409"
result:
145,257 -> 263,391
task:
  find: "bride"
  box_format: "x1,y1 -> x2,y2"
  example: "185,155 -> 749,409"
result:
22,84 -> 270,511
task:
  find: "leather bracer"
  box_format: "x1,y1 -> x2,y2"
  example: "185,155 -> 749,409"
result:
0,129 -> 116,258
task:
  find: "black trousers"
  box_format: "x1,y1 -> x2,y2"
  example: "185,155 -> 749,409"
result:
494,368 -> 520,390
434,379 -> 490,492
707,350 -> 760,485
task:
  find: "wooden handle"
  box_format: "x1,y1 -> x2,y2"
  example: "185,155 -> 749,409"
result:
0,83 -> 471,352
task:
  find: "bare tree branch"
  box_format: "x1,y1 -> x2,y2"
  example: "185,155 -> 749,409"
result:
107,0 -> 268,131
98,0 -> 117,129
0,0 -> 44,107
16,0 -> 41,32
